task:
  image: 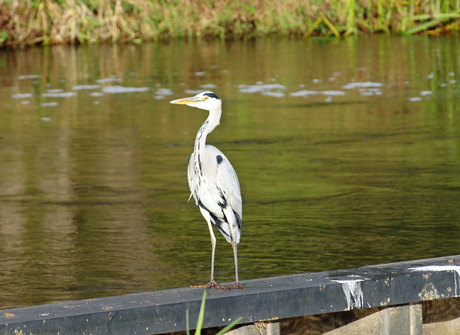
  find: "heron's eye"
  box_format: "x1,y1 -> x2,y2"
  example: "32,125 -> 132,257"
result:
204,96 -> 209,100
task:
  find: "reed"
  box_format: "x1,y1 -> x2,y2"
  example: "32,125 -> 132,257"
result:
0,0 -> 459,47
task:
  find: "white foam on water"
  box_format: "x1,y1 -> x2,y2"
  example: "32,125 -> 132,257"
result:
290,90 -> 319,97
195,72 -> 206,76
199,84 -> 217,89
41,102 -> 58,107
12,93 -> 33,99
89,92 -> 104,97
41,92 -> 77,98
72,85 -> 101,90
18,75 -> 41,80
239,85 -> 263,93
96,76 -> 121,83
359,88 -> 382,96
102,86 -> 150,94
409,97 -> 422,101
184,89 -> 205,95
420,91 -> 432,96
266,84 -> 286,90
261,91 -> 285,98
323,90 -> 345,96
342,82 -> 383,89
41,117 -> 52,121
239,83 -> 286,94
46,89 -> 63,93
291,90 -> 345,97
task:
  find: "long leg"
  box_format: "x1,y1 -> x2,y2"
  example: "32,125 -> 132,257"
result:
190,208 -> 217,288
218,208 -> 244,290
232,240 -> 239,284
215,240 -> 244,290
230,240 -> 245,289
206,218 -> 217,287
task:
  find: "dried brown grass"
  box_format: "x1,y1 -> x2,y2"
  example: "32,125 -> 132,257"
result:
0,0 -> 458,48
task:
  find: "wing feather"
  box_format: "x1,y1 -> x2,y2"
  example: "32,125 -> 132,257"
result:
187,146 -> 242,243
187,153 -> 197,204
216,154 -> 242,221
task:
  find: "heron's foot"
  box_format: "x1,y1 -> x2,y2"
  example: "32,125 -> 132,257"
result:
217,282 -> 245,290
190,280 -> 219,289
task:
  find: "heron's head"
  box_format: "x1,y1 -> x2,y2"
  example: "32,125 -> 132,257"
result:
170,91 -> 222,111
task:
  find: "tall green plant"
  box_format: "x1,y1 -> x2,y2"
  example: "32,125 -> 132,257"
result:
186,291 -> 243,335
346,0 -> 356,34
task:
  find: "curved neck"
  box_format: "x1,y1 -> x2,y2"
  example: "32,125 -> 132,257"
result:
193,108 -> 222,174
194,107 -> 222,153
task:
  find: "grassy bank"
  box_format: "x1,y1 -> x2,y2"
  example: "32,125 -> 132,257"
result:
0,0 -> 459,47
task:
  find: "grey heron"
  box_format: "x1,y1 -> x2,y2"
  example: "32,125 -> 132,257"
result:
170,91 -> 244,290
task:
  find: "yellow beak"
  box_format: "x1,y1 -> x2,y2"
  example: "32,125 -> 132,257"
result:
170,96 -> 205,105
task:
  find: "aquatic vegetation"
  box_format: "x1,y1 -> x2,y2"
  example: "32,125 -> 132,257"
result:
0,0 -> 459,47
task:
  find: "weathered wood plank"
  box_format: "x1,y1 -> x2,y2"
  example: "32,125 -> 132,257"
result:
1,255 -> 459,335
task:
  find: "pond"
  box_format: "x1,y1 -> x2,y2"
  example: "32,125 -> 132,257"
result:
0,36 -> 459,309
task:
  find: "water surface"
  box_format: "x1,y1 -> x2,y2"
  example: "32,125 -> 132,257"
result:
0,36 -> 459,309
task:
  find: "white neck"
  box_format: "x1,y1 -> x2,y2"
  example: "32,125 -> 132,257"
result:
193,107 -> 222,172
204,107 -> 222,137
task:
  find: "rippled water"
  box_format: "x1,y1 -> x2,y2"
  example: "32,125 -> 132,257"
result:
0,36 -> 459,309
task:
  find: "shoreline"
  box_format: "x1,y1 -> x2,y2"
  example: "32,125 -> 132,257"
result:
0,0 -> 459,48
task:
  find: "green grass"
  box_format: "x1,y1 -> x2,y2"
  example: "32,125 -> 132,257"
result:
0,0 -> 459,47
187,291 -> 242,335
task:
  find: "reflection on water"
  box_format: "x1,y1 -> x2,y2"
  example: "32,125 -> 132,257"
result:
0,36 -> 459,309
